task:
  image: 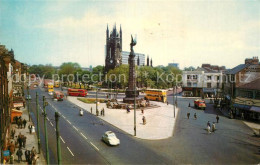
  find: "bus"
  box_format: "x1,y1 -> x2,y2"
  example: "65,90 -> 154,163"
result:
53,91 -> 64,101
144,89 -> 167,103
54,81 -> 60,88
67,88 -> 87,97
47,83 -> 54,93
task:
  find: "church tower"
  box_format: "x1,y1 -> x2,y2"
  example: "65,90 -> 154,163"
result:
105,23 -> 122,73
150,58 -> 153,67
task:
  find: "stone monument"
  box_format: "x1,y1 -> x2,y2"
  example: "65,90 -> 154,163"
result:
123,35 -> 141,103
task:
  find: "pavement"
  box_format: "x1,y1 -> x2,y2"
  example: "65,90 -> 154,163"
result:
67,96 -> 179,140
8,107 -> 46,165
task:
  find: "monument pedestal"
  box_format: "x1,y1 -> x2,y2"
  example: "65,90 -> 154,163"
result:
123,88 -> 142,103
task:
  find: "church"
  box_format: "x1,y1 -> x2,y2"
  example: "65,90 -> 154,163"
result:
104,24 -> 122,73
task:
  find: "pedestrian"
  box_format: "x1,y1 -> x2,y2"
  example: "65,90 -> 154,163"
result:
216,115 -> 219,123
142,116 -> 146,125
91,107 -> 93,114
23,119 -> 27,129
11,129 -> 15,139
31,146 -> 36,158
207,121 -> 211,127
141,108 -> 144,114
194,113 -> 197,120
16,147 -> 23,163
9,141 -> 15,155
18,133 -> 23,148
18,118 -> 23,129
167,101 -> 169,105
31,125 -> 35,133
28,125 -> 32,134
22,135 -> 27,148
102,108 -> 105,116
32,155 -> 39,165
25,149 -> 30,162
188,103 -> 190,107
207,125 -> 211,134
9,154 -> 14,164
241,112 -> 244,120
187,112 -> 190,119
212,122 -> 216,132
14,116 -> 18,125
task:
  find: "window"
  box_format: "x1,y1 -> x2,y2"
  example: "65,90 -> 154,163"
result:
207,83 -> 211,88
193,83 -> 197,87
217,76 -> 220,81
187,82 -> 192,87
256,91 -> 260,99
217,83 -> 220,88
192,75 -> 198,79
187,75 -> 191,79
207,76 -> 212,80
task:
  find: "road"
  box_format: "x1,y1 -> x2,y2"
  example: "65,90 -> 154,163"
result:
141,95 -> 260,164
27,87 -> 260,164
28,87 -> 165,164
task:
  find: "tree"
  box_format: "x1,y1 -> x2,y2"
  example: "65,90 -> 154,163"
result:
59,62 -> 81,82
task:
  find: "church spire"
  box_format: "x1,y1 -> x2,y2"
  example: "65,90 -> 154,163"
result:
120,24 -> 122,51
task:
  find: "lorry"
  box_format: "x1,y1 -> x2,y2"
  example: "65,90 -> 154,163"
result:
194,99 -> 206,110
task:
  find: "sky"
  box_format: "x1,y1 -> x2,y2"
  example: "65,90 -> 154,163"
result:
0,0 -> 259,69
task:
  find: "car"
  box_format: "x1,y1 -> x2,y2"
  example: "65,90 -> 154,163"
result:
26,95 -> 31,100
102,131 -> 120,146
194,99 -> 206,110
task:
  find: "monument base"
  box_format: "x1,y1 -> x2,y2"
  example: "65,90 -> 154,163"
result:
123,97 -> 142,104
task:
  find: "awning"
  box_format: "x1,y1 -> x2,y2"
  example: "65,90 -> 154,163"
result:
233,103 -> 251,110
11,109 -> 23,123
250,106 -> 260,113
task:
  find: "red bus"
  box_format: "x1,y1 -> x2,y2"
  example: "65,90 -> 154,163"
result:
67,88 -> 87,97
53,91 -> 64,101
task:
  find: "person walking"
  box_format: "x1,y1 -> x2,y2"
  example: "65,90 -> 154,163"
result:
194,113 -> 197,120
207,121 -> 211,127
187,112 -> 190,119
25,149 -> 30,162
9,141 -> 15,156
23,119 -> 27,129
216,115 -> 219,123
212,122 -> 216,132
11,129 -> 15,139
28,125 -> 32,134
207,125 -> 211,134
31,146 -> 37,158
16,147 -> 23,163
22,135 -> 27,148
142,116 -> 146,125
18,133 -> 23,148
241,112 -> 244,120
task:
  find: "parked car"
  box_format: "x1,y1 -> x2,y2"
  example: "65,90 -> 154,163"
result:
26,95 -> 31,100
102,131 -> 120,146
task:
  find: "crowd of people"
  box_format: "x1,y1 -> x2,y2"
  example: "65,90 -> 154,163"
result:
6,117 -> 39,164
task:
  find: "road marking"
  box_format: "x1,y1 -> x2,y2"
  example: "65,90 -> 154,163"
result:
60,136 -> 65,143
62,115 -> 66,119
67,147 -> 74,156
90,142 -> 99,151
80,133 -> 87,139
54,128 -> 56,131
73,126 -> 78,131
50,122 -> 53,127
47,117 -> 50,121
67,120 -> 71,124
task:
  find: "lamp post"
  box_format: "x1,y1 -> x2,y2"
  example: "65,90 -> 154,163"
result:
134,83 -> 136,136
43,96 -> 50,165
27,85 -> 31,121
96,87 -> 100,116
55,112 -> 61,165
36,92 -> 41,154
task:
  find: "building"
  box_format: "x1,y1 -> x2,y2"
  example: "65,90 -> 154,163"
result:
105,24 -> 122,73
121,51 -> 145,66
168,63 -> 179,69
182,65 -> 225,97
223,57 -> 260,120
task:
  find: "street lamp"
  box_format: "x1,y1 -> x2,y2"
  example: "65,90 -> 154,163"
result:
96,87 -> 100,116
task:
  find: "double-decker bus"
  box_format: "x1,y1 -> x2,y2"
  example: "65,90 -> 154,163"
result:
47,83 -> 54,93
144,89 -> 167,103
67,88 -> 87,97
54,81 -> 60,88
53,91 -> 64,101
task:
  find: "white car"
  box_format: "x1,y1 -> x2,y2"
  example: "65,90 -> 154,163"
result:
102,131 -> 120,146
